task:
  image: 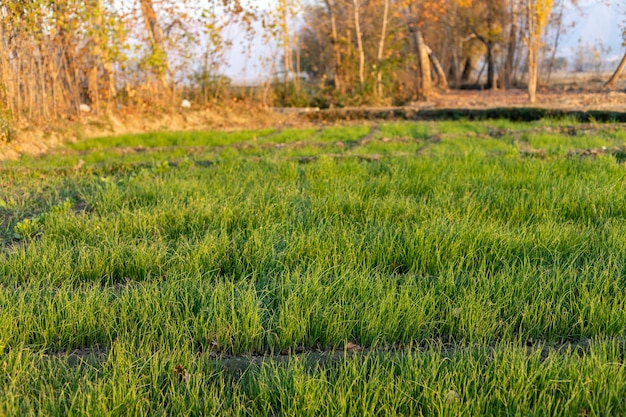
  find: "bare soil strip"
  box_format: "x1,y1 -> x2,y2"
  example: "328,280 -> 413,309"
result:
42,338 -> 625,374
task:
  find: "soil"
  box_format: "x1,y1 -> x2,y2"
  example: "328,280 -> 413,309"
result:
428,88 -> 626,112
42,337 -> 611,374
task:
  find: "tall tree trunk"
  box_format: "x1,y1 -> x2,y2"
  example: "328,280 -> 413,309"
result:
140,0 -> 168,87
416,28 -> 432,99
295,30 -> 301,90
324,0 -> 343,93
345,11 -> 354,89
605,52 -> 626,89
353,0 -> 365,86
444,0 -> 460,87
427,46 -> 449,90
54,3 -> 80,116
104,62 -> 115,111
38,46 -> 48,118
526,0 -> 552,103
486,42 -> 497,89
503,0 -> 518,88
0,22 -> 12,116
88,0 -> 104,112
376,0 -> 390,98
527,0 -> 537,103
280,0 -> 292,86
545,0 -> 564,85
449,49 -> 460,86
460,58 -> 474,84
474,29 -> 498,90
407,3 -> 431,98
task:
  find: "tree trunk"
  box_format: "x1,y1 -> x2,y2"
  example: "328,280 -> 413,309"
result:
545,0 -> 564,85
295,30 -> 301,90
486,42 -> 497,90
0,22 -> 13,116
449,49 -> 460,86
104,61 -> 115,111
605,52 -> 626,89
527,0 -> 537,103
528,43 -> 537,103
324,0 -> 344,93
353,0 -> 365,86
88,0 -> 104,112
503,0 -> 518,88
376,0 -> 390,98
526,0 -> 552,103
416,28 -> 432,99
140,0 -> 169,87
428,47 -> 449,90
461,57 -> 475,84
280,0 -> 292,86
406,3 -> 431,98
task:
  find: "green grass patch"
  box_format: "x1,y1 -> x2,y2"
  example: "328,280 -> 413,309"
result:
260,128 -> 318,144
525,133 -> 617,156
379,122 -> 431,139
318,125 -> 371,143
2,120 -> 626,414
70,129 -> 275,151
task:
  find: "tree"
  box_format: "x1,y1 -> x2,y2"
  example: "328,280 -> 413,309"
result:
462,0 -> 506,89
375,0 -> 390,97
0,0 -> 99,119
605,27 -> 626,89
502,0 -> 520,88
605,52 -> 626,89
277,0 -> 297,86
415,26 -> 433,98
405,2 -> 430,99
352,0 -> 365,86
322,0 -> 345,92
525,0 -> 553,103
139,0 -> 168,87
87,0 -> 116,112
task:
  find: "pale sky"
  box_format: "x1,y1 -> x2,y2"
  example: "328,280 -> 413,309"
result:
560,0 -> 624,59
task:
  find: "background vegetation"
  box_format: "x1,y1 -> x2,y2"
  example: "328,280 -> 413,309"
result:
1,0 -> 624,128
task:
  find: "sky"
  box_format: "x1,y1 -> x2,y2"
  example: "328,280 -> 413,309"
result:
219,0 -> 626,84
560,0 -> 624,61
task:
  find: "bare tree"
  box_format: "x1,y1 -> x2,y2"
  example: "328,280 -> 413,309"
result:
87,0 -> 115,112
525,0 -> 553,103
140,0 -> 169,87
503,0 -> 520,88
353,0 -> 365,86
427,45 -> 449,90
406,3 -> 432,99
323,0 -> 345,92
605,52 -> 626,89
376,0 -> 390,97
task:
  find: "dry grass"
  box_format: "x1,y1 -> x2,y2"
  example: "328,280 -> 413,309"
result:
0,101 -> 293,162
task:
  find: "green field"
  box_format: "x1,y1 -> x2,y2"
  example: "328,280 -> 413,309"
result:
2,120 -> 626,415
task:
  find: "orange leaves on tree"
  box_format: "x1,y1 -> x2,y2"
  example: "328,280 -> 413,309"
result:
405,0 -> 448,25
534,0 -> 554,32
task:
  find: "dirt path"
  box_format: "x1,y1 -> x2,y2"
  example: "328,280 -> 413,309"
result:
428,89 -> 626,112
